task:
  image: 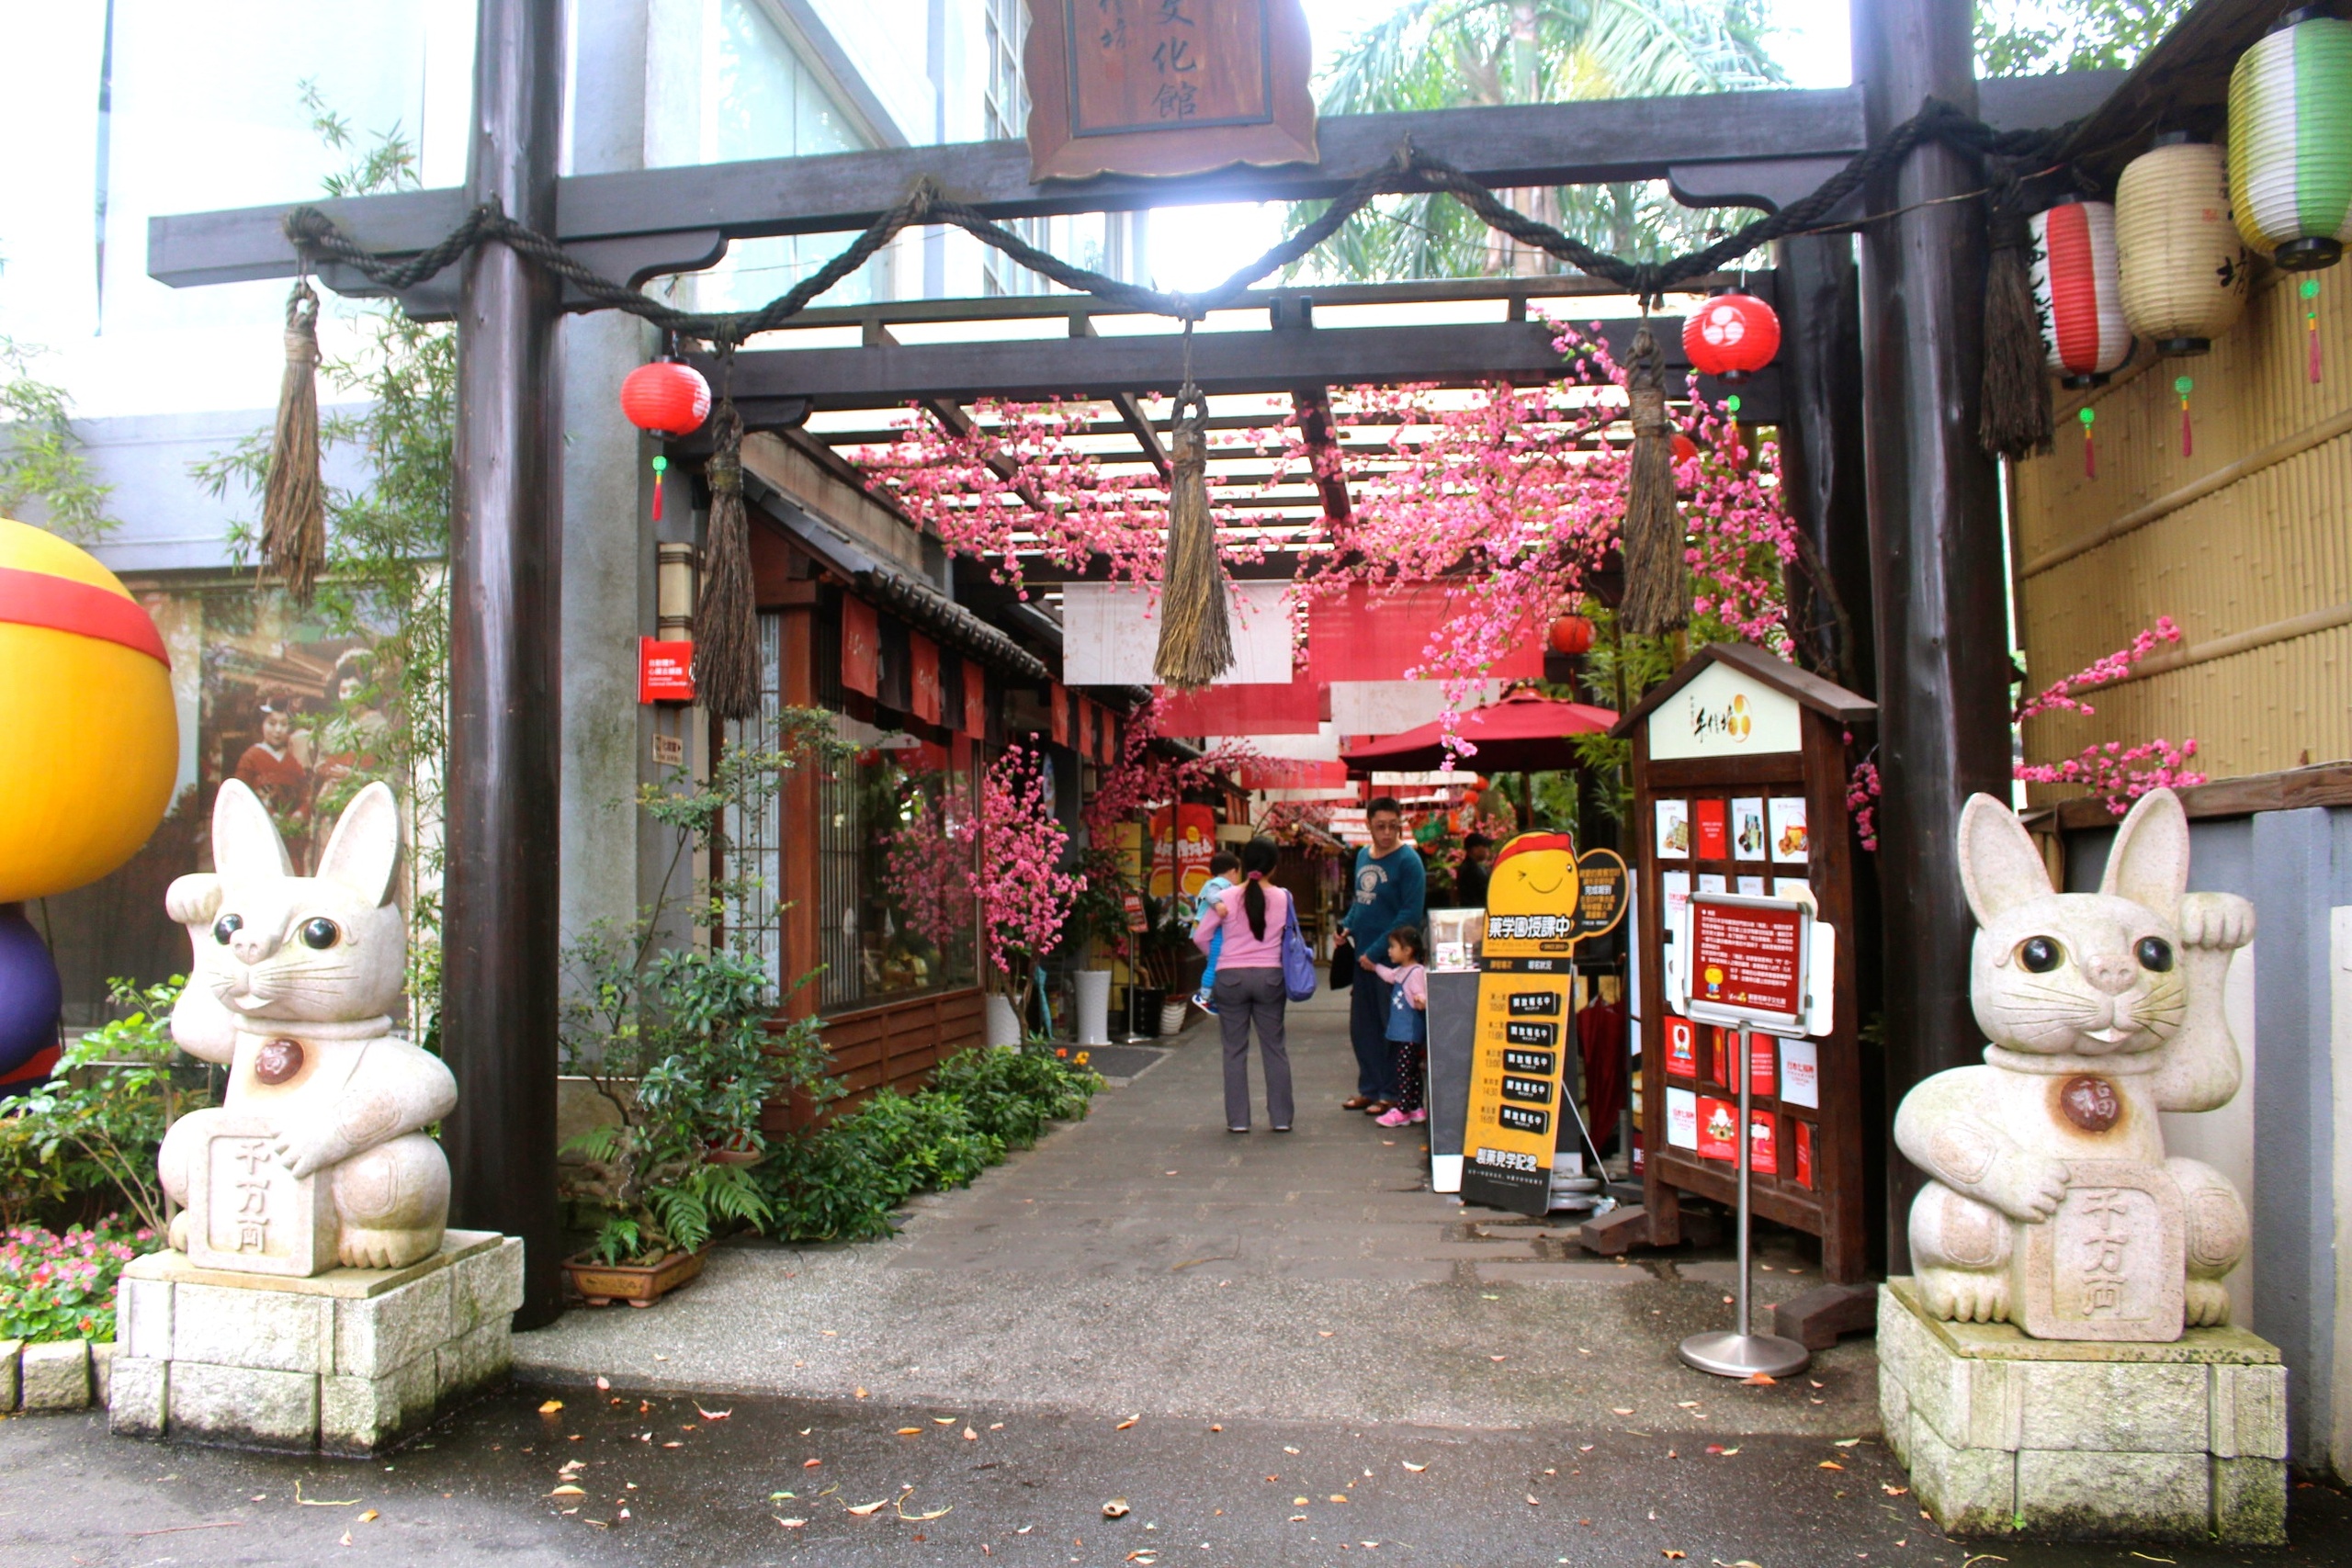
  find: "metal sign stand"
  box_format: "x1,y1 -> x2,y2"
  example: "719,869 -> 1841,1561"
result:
1676,1018 -> 1811,1379
1674,892 -> 1814,1381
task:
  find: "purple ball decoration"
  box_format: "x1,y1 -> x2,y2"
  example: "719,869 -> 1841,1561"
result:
0,902 -> 63,1079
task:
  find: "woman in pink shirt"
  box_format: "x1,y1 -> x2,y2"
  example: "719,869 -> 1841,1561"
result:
1193,837 -> 1295,1133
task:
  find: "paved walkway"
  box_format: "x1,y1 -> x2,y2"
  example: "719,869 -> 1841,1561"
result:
516,988 -> 1878,1437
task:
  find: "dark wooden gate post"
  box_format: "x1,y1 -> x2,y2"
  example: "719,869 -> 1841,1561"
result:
442,0 -> 566,1326
1774,233 -> 1874,697
1851,0 -> 2010,1269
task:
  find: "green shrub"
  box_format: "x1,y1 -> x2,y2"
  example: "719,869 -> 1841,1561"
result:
760,1052 -> 1098,1244
929,1046 -> 1101,1149
2,978 -> 189,1235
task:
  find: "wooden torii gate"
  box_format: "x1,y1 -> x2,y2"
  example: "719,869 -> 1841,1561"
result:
149,0 -> 2150,1323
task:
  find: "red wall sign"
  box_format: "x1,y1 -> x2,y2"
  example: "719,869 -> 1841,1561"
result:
1051,682 -> 1071,748
910,632 -> 942,726
962,660 -> 988,739
1663,1015 -> 1698,1079
1747,1109 -> 1779,1176
1696,1095 -> 1738,1162
842,596 -> 880,699
1694,797 -> 1729,860
1687,896 -> 1807,1022
639,637 -> 695,704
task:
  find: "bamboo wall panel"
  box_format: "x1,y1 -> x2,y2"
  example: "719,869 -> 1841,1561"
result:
2013,264 -> 2352,797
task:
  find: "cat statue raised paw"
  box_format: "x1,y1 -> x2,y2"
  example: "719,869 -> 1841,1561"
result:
158,779 -> 456,1275
1894,787 -> 2250,1341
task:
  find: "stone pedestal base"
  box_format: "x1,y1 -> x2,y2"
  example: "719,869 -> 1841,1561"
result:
109,1230 -> 522,1456
1879,1278 -> 2286,1545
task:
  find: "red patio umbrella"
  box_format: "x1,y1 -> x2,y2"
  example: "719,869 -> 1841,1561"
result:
1339,689 -> 1618,775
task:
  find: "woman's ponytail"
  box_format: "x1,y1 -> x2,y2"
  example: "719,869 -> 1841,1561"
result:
1240,836 -> 1279,941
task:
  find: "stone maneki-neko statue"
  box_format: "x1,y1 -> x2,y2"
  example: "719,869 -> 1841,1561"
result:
1895,786 -> 2251,1342
159,779 -> 455,1275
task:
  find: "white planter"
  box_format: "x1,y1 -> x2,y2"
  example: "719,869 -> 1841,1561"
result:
1074,970 -> 1113,1045
985,993 -> 1022,1049
1159,998 -> 1191,1036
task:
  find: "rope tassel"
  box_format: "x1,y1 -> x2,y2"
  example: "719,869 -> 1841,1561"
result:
1619,323 -> 1689,638
695,402 -> 758,722
1153,384 -> 1234,690
1978,171 -> 2053,461
262,279 -> 325,601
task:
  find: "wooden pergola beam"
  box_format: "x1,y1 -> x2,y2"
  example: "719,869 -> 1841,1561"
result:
695,316 -> 1786,424
146,76 -> 2114,295
1289,386 -> 1354,526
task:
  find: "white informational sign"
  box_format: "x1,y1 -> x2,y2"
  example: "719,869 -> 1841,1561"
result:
1060,581 -> 1295,686
1666,1086 -> 1700,1150
1779,1037 -> 1822,1109
1645,661 -> 1804,761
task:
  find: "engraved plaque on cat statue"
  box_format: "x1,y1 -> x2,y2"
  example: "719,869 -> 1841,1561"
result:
2013,1159 -> 2186,1341
186,1111 -> 339,1277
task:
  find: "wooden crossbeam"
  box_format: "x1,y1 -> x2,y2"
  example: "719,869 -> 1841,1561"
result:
696,315 -> 1786,424
145,76 -> 2113,294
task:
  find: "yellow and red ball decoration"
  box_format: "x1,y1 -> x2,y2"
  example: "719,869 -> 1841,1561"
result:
0,518 -> 179,902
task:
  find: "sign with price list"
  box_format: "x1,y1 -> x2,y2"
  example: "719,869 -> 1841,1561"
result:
1023,0 -> 1318,181
1460,842 -> 1627,1214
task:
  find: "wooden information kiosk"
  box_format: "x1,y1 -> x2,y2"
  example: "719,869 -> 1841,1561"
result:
1580,643 -> 1879,1345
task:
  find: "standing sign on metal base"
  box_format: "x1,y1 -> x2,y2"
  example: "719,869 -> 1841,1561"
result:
1677,1018 -> 1811,1378
1673,894 -> 1818,1381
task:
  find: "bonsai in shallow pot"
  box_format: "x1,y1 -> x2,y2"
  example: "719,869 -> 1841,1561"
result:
557,727 -> 839,1304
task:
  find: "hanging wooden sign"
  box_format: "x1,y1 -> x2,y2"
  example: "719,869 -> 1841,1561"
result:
1023,0 -> 1318,183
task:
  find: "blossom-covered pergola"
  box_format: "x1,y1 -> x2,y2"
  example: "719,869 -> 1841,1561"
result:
143,0 -> 2155,1319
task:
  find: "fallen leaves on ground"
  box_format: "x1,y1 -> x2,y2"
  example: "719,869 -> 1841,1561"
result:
1743,1373 -> 1776,1386
964,1427 -> 979,1440
1818,1461 -> 1845,1471
1330,1495 -> 1349,1504
1883,1484 -> 1909,1496
696,1405 -> 730,1420
1525,1495 -> 1541,1506
548,1485 -> 585,1497
1116,1416 -> 1138,1430
356,1511 -> 378,1524
1401,1462 -> 1427,1473
933,1416 -> 956,1425
537,1400 -> 563,1415
897,1495 -> 952,1522
898,1425 -> 924,1435
295,1482 -> 359,1506
1283,1446 -> 1300,1455
338,1530 -> 353,1547
775,1517 -> 808,1529
803,1458 -> 822,1469
844,1499 -> 888,1517
1611,1407 -> 1635,1416
595,1376 -> 610,1391
1834,1438 -> 1861,1447
1663,1552 -> 1687,1560
854,1388 -> 868,1399
1102,1499 -> 1131,1518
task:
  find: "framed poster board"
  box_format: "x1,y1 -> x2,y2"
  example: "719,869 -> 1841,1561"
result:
1591,644 -> 1878,1285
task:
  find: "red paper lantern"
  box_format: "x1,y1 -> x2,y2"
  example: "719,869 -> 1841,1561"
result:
1547,614 -> 1596,655
1681,292 -> 1781,382
1671,433 -> 1700,465
2031,197 -> 2133,388
620,360 -> 712,437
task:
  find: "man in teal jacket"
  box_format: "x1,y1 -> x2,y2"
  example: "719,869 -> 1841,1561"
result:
1340,797 -> 1425,1111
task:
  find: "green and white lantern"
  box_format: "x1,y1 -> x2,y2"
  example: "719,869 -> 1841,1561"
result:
2229,6 -> 2352,270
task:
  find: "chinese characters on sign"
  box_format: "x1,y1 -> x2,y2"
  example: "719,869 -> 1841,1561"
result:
1686,897 -> 1807,1024
1075,0 -> 1270,130
1025,0 -> 1317,181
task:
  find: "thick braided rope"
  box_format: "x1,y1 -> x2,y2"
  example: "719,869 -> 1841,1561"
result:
281,99 -> 2080,343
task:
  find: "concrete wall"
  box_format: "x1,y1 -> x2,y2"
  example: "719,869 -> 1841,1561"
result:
2066,807 -> 2352,1477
